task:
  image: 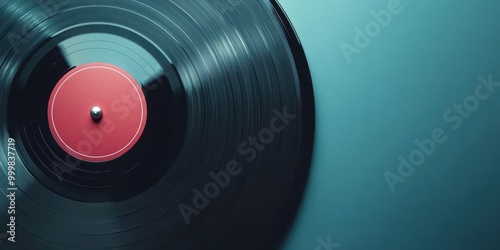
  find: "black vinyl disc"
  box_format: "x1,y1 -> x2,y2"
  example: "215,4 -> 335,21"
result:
0,0 -> 314,249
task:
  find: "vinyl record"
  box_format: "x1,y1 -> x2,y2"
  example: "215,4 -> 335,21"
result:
0,0 -> 314,249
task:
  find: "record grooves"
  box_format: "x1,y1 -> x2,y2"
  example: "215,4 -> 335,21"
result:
0,1 -> 315,249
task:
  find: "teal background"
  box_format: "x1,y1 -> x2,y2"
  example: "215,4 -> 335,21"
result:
279,0 -> 500,249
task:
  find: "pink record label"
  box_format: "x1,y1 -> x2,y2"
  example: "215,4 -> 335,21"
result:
47,63 -> 147,162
